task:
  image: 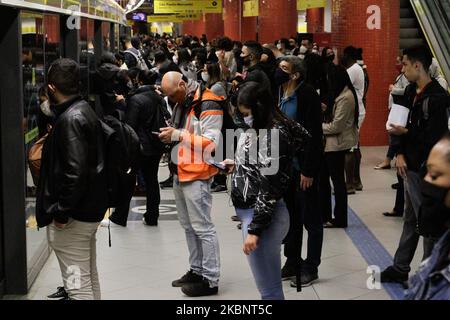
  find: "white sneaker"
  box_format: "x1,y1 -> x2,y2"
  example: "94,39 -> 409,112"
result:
100,219 -> 110,227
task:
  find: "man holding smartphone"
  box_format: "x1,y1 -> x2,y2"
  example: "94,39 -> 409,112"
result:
159,72 -> 224,297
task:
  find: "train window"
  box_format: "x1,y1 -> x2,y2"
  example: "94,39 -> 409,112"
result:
21,11 -> 60,273
102,21 -> 111,51
79,18 -> 95,101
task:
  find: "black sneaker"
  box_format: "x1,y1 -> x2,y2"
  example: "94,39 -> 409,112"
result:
172,270 -> 203,287
212,184 -> 227,193
391,183 -> 399,190
142,218 -> 158,226
380,266 -> 408,284
281,264 -> 296,280
290,272 -> 319,287
47,286 -> 68,300
231,215 -> 241,222
181,278 -> 218,297
109,214 -> 127,227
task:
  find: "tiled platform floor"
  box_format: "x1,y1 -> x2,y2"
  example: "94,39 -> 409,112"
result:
6,147 -> 426,300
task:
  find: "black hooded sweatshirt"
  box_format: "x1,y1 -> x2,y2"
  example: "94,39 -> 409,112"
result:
398,79 -> 449,172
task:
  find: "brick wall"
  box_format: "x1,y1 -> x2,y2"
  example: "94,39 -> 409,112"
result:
258,0 -> 298,44
241,17 -> 257,42
180,19 -> 204,37
332,0 -> 399,146
224,0 -> 240,40
182,14 -> 224,41
181,0 -> 400,146
307,8 -> 325,33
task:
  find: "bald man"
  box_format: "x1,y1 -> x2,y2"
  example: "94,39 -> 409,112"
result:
159,71 -> 223,297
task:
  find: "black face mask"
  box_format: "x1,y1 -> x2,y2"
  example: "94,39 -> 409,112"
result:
274,67 -> 291,86
241,54 -> 252,67
327,54 -> 335,62
417,180 -> 450,238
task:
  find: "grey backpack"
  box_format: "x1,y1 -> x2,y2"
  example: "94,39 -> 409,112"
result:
125,48 -> 149,71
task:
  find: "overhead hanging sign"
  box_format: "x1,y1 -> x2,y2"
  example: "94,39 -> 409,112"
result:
163,25 -> 174,33
154,0 -> 222,14
243,0 -> 259,17
176,12 -> 202,20
148,15 -> 182,22
147,13 -> 201,23
297,0 -> 326,10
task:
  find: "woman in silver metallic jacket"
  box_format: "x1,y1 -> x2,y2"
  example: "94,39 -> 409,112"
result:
225,81 -> 308,300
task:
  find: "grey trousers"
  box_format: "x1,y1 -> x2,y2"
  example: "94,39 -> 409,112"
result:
173,175 -> 221,287
47,218 -> 101,300
393,171 -> 436,274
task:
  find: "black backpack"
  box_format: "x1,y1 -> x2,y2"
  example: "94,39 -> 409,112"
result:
99,110 -> 141,208
146,96 -> 172,153
193,83 -> 236,131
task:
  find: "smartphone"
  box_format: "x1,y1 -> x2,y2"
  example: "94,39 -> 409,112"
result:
151,131 -> 160,135
208,160 -> 227,172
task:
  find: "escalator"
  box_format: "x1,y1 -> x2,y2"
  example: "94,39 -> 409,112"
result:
400,0 -> 426,50
409,0 -> 450,82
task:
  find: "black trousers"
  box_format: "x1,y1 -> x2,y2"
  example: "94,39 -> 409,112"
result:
320,150 -> 348,227
283,170 -> 323,274
110,153 -> 162,225
393,174 -> 405,215
140,154 -> 162,222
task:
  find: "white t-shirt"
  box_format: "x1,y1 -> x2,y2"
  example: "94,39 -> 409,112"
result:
347,63 -> 366,118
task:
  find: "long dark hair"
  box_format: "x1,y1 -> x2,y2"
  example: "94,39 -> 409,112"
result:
205,62 -> 223,87
330,65 -> 359,127
237,81 -> 286,130
261,47 -> 277,76
176,48 -> 192,66
321,46 -> 332,62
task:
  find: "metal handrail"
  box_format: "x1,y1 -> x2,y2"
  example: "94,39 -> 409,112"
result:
410,0 -> 450,82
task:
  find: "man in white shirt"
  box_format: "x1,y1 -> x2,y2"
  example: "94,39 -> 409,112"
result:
344,48 -> 366,127
342,46 -> 366,193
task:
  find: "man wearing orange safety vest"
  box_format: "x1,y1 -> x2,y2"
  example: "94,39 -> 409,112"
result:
159,72 -> 224,297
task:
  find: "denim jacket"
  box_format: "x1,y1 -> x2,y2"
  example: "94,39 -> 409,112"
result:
405,229 -> 450,300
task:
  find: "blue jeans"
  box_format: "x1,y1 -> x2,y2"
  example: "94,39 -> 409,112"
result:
173,175 -> 220,287
236,200 -> 290,300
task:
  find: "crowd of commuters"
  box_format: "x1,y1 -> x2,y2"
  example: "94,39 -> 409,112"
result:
31,31 -> 449,300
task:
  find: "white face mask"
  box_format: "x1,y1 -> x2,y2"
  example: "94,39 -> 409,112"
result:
40,100 -> 53,117
312,49 -> 319,55
201,72 -> 210,83
276,43 -> 282,50
172,55 -> 178,64
244,115 -> 254,127
300,45 -> 308,54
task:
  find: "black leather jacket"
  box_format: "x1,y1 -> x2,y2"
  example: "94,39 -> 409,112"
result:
36,96 -> 108,227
